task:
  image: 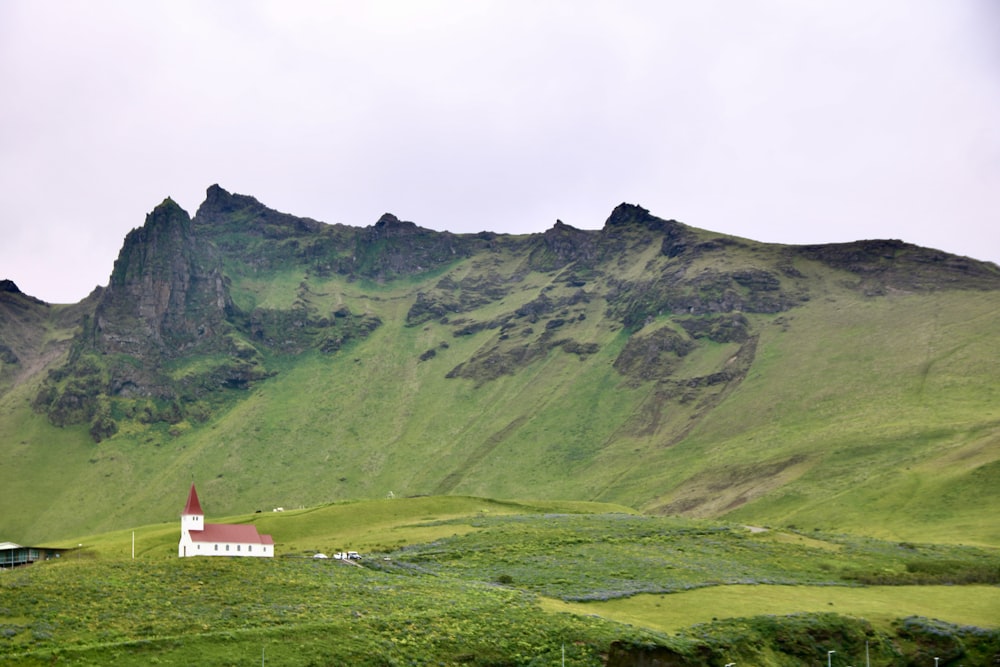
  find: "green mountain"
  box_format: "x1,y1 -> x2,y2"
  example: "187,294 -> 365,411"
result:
2,185 -> 998,546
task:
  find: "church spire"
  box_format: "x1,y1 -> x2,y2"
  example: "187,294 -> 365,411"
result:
182,483 -> 203,516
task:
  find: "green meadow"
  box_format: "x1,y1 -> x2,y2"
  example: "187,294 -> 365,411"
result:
544,585 -> 999,635
3,497 -> 997,665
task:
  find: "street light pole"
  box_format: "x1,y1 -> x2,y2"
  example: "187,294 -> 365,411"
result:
828,650 -> 836,667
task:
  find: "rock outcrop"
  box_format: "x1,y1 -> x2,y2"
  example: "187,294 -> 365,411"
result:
24,185 -> 1000,451
95,197 -> 232,357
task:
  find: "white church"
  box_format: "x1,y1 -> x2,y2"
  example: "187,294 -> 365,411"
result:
178,483 -> 274,558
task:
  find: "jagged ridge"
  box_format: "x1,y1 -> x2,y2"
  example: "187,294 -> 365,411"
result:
2,186 -> 999,544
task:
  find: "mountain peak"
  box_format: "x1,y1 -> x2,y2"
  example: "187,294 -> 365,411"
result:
100,189 -> 229,358
141,197 -> 192,236
0,278 -> 46,306
604,203 -> 655,228
194,184 -> 323,237
373,213 -> 418,230
196,184 -> 262,220
205,183 -> 228,199
201,183 -> 234,211
367,213 -> 420,239
551,219 -> 579,231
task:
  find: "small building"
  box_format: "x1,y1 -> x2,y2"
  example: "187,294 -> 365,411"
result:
0,542 -> 72,569
178,484 -> 274,558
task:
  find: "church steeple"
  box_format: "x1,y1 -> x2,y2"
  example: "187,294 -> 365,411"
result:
181,483 -> 204,534
182,483 -> 204,516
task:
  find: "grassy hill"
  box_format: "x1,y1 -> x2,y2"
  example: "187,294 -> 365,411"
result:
1,188 -> 998,550
2,497 -> 997,665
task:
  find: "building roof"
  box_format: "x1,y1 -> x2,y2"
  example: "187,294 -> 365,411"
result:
190,522 -> 274,545
182,483 -> 204,516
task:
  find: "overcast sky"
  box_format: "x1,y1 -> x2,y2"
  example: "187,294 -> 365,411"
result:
2,1 -> 998,303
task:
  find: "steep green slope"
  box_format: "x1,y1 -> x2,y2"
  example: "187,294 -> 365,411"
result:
614,287 -> 1000,543
0,281 -> 96,394
2,187 -> 998,548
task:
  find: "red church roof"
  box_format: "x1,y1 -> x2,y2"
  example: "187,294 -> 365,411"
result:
190,523 -> 274,545
182,483 -> 204,516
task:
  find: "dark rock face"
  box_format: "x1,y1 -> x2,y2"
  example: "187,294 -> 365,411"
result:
796,239 -> 1000,292
613,327 -> 696,381
0,279 -> 44,305
364,213 -> 421,240
0,343 -> 17,364
24,185 -> 1000,445
676,313 -> 750,343
605,267 -> 799,330
406,273 -> 516,327
33,193 -> 389,438
196,184 -> 324,237
446,341 -> 550,383
352,213 -> 469,280
33,199 -> 241,433
604,203 -> 693,258
96,197 -> 232,357
604,203 -> 658,229
527,220 -> 602,271
244,304 -> 381,355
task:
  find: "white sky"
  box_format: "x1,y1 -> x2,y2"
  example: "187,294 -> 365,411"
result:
1,1 -> 998,303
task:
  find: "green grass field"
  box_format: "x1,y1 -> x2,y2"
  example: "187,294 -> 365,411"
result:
543,584 -> 1000,634
3,497 -> 997,666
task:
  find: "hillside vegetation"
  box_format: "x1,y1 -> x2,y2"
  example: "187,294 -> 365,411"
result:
2,497 -> 997,666
0,185 -> 998,548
